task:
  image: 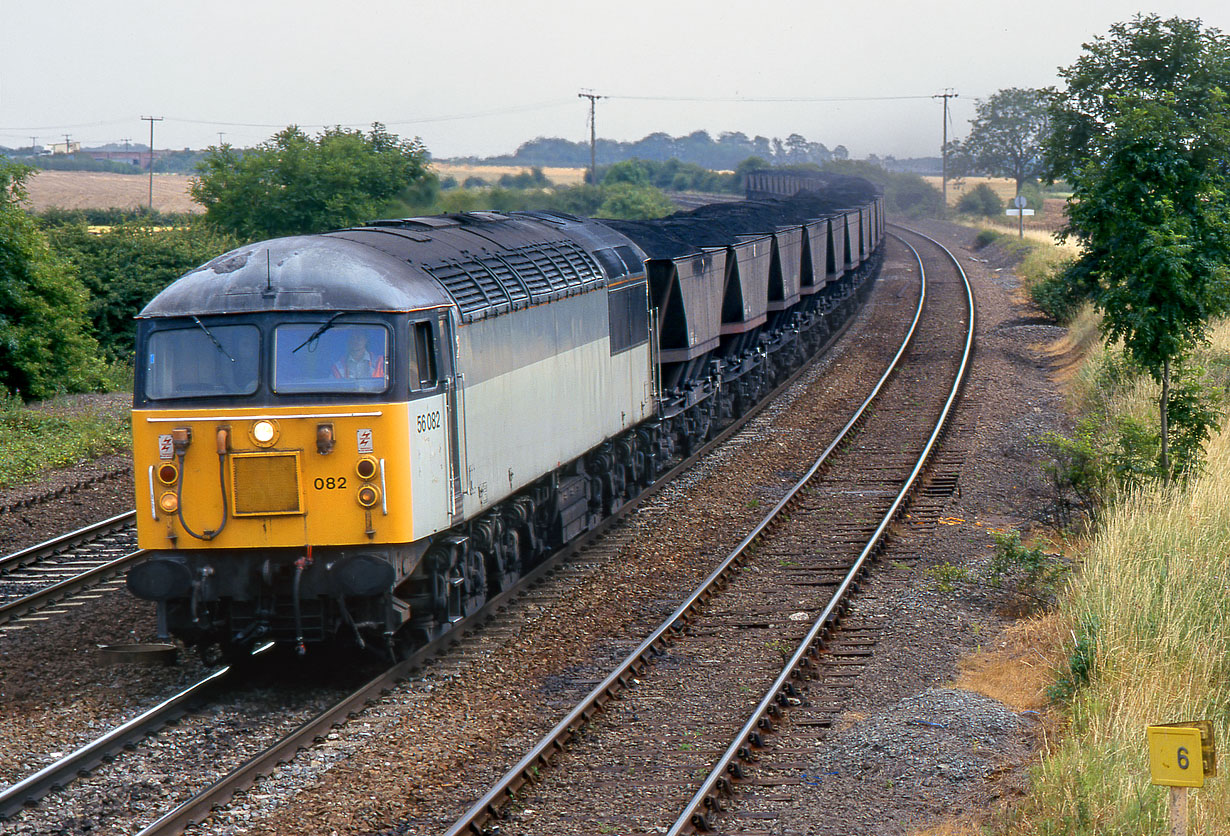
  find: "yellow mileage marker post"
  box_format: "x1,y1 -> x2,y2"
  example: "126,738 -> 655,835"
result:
1147,721 -> 1217,836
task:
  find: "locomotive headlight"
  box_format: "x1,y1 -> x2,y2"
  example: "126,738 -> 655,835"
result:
355,455 -> 378,481
249,419 -> 279,447
156,462 -> 179,485
356,484 -> 381,508
158,492 -> 179,513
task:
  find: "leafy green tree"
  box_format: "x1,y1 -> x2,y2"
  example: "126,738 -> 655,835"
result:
1049,15 -> 1230,478
190,123 -> 433,240
48,221 -> 239,361
1045,13 -> 1230,181
952,87 -> 1050,193
595,183 -> 675,219
1063,93 -> 1230,477
0,160 -> 106,399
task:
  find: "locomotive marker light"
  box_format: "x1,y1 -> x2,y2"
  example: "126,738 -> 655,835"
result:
357,484 -> 381,508
250,419 -> 279,447
158,492 -> 179,513
1147,720 -> 1217,836
156,462 -> 179,486
356,455 -> 379,481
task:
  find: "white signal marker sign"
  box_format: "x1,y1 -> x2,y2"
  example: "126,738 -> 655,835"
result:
357,428 -> 374,453
158,434 -> 174,460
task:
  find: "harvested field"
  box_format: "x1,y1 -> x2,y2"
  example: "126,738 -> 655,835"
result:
22,170 -> 200,214
432,162 -> 587,186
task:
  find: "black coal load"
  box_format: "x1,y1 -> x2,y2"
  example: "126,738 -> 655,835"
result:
603,172 -> 878,259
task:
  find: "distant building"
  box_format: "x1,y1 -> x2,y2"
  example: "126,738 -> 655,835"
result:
50,140 -> 82,155
84,148 -> 172,169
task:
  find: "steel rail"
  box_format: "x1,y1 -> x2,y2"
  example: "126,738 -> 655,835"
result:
440,241 -> 922,836
0,665 -> 234,819
124,264 -> 880,836
0,510 -> 136,574
669,226 -> 975,833
0,551 -> 147,628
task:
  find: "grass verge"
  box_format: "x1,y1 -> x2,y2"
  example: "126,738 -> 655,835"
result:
1010,420 -> 1230,833
995,257 -> 1230,832
0,393 -> 130,489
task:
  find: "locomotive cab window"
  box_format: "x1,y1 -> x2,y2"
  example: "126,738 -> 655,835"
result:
407,321 -> 440,391
273,322 -> 390,394
145,323 -> 260,399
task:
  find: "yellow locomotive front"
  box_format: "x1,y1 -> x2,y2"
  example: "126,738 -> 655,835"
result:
126,235 -> 460,657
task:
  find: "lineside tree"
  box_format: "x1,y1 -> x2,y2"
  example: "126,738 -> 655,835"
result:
191,123 -> 433,240
0,160 -> 106,399
950,87 -> 1050,194
1050,15 -> 1230,478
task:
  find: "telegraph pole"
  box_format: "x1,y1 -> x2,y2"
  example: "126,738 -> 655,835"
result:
932,89 -> 958,212
141,115 -> 163,209
578,90 -> 603,185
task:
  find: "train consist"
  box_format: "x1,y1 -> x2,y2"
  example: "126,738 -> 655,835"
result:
126,173 -> 885,657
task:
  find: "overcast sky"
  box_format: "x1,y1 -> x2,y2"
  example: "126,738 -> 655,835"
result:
3,1 -> 1229,161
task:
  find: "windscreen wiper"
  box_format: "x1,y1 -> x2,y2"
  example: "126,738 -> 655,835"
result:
293,312 -> 347,353
192,316 -> 235,362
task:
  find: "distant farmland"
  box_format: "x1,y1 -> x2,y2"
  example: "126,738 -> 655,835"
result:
20,164 -> 591,215
23,171 -> 202,213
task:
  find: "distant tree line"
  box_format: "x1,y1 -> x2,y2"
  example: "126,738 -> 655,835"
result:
463,130 -> 849,172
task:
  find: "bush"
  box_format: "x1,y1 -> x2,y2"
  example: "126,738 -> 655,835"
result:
38,206 -> 198,228
956,183 -> 1004,216
0,160 -> 107,399
497,167 -> 551,189
48,220 -> 240,361
599,158 -> 739,193
982,528 -> 1070,608
191,124 -> 433,240
1030,267 -> 1088,324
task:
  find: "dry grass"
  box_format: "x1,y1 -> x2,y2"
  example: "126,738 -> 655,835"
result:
431,162 -> 587,187
928,175 -> 1070,235
954,615 -> 1068,713
22,170 -> 200,213
1006,322 -> 1230,834
925,175 -> 1021,203
911,821 -> 987,836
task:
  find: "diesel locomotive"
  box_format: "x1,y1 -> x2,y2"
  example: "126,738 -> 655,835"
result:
126,173 -> 884,657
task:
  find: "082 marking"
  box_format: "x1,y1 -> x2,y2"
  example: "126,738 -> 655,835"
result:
314,477 -> 348,491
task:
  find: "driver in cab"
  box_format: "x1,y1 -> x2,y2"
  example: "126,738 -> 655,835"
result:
333,331 -> 385,380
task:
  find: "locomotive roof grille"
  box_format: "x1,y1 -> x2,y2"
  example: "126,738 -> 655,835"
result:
424,239 -> 604,322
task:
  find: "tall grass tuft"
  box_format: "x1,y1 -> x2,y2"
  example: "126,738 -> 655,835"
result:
1016,422 -> 1230,833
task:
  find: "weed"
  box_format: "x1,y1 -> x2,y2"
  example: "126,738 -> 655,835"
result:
1046,616 -> 1097,703
982,529 -> 1070,608
927,561 -> 969,592
764,638 -> 793,660
0,392 -> 130,488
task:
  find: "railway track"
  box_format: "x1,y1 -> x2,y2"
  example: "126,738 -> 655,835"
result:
0,511 -> 141,631
0,261 -> 884,833
433,225 -> 973,835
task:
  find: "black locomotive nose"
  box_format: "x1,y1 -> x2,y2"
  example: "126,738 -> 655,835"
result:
127,557 -> 193,600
